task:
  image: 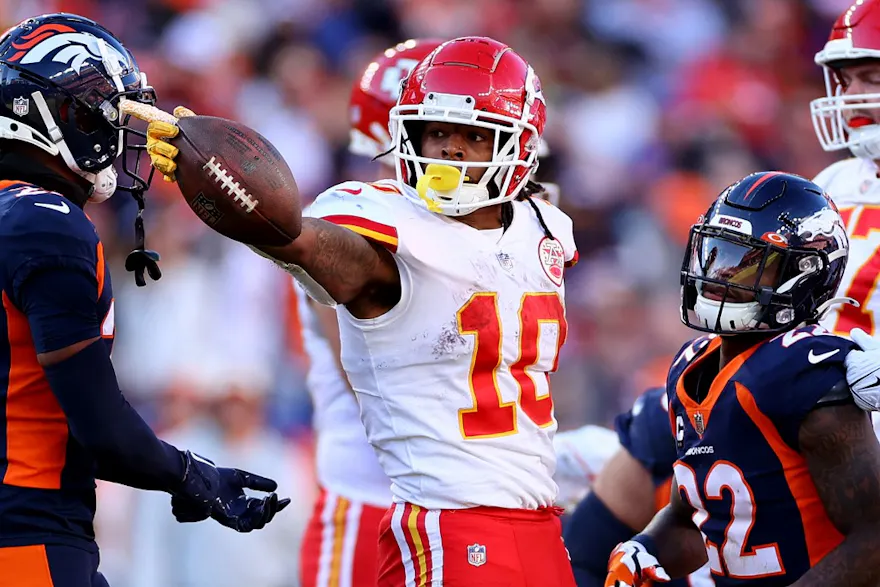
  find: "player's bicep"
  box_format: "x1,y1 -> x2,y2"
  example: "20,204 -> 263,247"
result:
14,267 -> 102,362
799,402 -> 880,535
259,217 -> 399,312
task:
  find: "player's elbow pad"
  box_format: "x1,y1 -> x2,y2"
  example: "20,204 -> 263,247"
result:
41,339 -> 184,490
564,491 -> 637,586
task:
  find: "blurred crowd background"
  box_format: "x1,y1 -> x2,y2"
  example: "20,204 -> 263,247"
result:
0,0 -> 859,585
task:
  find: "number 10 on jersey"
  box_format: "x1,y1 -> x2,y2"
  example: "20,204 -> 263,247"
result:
456,292 -> 567,439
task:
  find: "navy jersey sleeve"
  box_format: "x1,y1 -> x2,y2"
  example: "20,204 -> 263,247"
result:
747,327 -> 855,449
0,191 -> 101,353
0,190 -> 98,310
614,387 -> 678,486
17,269 -> 100,353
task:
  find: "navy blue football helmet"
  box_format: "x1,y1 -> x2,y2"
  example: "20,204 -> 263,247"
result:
681,171 -> 850,334
0,13 -> 156,202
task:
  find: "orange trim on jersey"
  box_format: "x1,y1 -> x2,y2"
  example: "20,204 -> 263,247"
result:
0,180 -> 27,192
1,293 -> 67,489
0,545 -> 54,586
675,338 -> 761,435
322,215 -> 399,253
96,241 -> 106,299
328,495 -> 350,587
734,382 -> 843,565
565,250 -> 579,269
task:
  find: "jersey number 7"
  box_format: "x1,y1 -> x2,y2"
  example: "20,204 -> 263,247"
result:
456,292 -> 566,439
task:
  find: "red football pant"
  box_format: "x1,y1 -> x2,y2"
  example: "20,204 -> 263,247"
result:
378,503 -> 577,587
301,487 -> 388,587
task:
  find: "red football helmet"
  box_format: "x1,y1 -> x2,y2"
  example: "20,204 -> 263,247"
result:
349,38 -> 444,159
390,37 -> 547,216
811,0 -> 880,158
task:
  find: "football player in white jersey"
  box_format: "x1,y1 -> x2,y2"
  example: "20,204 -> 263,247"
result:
811,0 -> 880,337
142,37 -> 580,586
295,38 -> 443,587
300,37 -> 611,587
809,0 -> 880,423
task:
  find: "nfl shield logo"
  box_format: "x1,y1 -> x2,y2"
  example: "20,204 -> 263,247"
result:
694,412 -> 705,436
467,543 -> 486,567
496,252 -> 514,271
12,97 -> 28,117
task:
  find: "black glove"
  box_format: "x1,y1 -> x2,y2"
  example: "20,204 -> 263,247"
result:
172,451 -> 290,532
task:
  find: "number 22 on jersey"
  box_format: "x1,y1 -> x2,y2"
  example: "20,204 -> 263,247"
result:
676,461 -> 784,579
456,292 -> 567,439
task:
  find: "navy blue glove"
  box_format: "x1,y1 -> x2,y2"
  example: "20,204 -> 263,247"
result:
172,451 -> 290,532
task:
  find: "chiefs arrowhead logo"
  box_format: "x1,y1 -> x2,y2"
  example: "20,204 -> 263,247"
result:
7,23 -> 130,75
538,236 -> 565,287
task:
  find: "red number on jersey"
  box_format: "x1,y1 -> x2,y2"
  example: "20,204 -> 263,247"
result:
457,292 -> 567,439
833,206 -> 880,335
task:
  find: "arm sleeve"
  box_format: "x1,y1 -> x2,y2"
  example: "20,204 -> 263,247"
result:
17,266 -> 100,353
614,388 -> 678,487
19,269 -> 185,492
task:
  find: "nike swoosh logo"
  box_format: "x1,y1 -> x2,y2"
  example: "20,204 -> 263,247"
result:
34,201 -> 70,214
808,349 -> 840,364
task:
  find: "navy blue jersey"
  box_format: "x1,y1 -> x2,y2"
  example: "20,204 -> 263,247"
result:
667,326 -> 855,586
0,180 -> 114,550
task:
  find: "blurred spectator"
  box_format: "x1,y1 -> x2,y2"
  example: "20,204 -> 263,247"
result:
120,378 -> 313,587
1,0 -> 854,582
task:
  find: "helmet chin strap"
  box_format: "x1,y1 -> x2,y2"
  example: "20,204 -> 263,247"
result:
30,90 -> 118,203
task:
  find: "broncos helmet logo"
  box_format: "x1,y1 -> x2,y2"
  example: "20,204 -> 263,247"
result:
7,23 -> 129,75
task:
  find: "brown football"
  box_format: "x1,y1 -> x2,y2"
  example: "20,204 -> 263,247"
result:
171,116 -> 301,247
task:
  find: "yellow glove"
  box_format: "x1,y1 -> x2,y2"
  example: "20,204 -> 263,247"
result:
121,101 -> 197,183
145,106 -> 196,182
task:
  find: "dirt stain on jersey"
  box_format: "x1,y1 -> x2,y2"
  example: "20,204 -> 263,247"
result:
432,321 -> 468,359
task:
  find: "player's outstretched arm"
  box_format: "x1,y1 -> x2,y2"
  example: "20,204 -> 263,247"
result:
788,402 -> 880,587
21,269 -> 287,531
125,103 -> 400,316
258,219 -> 400,317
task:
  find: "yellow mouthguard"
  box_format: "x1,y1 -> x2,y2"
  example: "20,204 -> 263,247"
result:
416,164 -> 470,212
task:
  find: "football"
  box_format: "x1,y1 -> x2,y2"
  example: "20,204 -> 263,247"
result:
171,115 -> 301,247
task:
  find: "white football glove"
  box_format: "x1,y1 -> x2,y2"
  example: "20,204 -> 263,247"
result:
845,328 -> 880,411
605,540 -> 671,587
